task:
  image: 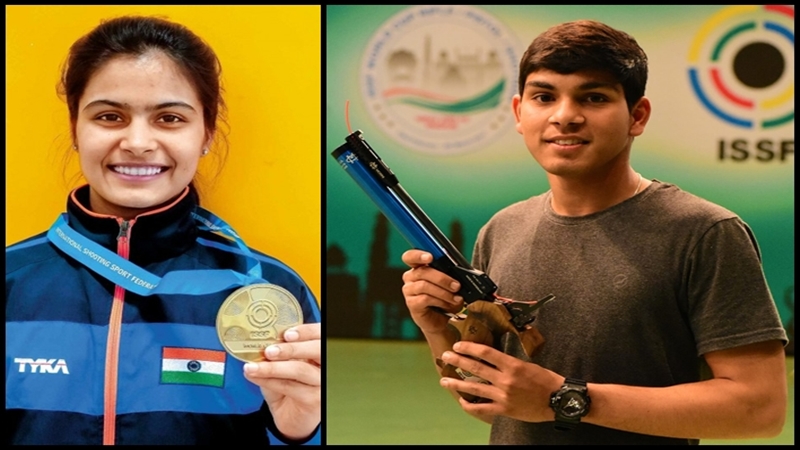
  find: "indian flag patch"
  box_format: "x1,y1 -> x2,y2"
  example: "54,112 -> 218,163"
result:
161,347 -> 226,388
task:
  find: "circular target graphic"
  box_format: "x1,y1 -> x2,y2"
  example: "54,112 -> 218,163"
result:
215,283 -> 303,363
247,300 -> 278,329
687,5 -> 794,129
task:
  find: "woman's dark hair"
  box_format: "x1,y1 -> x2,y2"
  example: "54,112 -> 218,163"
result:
58,15 -> 228,197
518,20 -> 648,110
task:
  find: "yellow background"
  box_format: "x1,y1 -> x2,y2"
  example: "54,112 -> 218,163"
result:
5,5 -> 322,304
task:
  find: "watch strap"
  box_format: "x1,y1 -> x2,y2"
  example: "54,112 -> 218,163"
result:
565,377 -> 586,387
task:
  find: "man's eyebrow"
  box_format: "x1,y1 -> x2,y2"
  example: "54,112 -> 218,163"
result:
82,99 -> 197,112
525,80 -> 555,90
524,80 -> 621,91
578,81 -> 620,91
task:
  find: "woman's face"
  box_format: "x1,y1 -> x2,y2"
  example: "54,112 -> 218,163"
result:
74,51 -> 209,219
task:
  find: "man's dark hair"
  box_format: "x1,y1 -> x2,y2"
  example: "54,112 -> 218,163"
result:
518,20 -> 648,110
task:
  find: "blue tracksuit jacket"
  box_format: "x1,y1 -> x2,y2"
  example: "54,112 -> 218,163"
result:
6,185 -> 322,445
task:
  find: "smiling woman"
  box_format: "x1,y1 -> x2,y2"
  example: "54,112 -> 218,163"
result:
72,50 -> 211,219
6,13 -> 321,446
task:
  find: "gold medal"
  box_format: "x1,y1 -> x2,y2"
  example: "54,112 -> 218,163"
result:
216,283 -> 304,363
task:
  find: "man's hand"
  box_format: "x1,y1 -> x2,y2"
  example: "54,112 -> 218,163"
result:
243,322 -> 321,441
401,250 -> 465,335
439,340 -> 564,423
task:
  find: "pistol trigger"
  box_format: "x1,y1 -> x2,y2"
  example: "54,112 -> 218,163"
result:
506,294 -> 555,329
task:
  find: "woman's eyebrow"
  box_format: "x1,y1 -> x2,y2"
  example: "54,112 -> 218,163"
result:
82,99 -> 197,112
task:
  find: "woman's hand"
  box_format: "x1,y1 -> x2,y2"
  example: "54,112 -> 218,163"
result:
243,322 -> 321,441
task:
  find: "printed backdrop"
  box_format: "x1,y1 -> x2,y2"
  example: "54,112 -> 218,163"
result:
325,5 -> 794,347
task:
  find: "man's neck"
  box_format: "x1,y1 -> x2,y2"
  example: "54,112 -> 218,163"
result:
547,168 -> 646,216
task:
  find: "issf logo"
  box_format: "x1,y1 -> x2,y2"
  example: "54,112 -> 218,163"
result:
687,5 -> 794,130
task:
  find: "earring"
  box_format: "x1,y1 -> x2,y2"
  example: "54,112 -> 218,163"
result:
72,144 -> 78,151
202,147 -> 209,156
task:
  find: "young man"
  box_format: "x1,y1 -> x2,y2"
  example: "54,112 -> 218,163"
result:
400,20 -> 787,445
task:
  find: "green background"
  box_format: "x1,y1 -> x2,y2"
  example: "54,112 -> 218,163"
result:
326,4 -> 794,332
325,5 -> 794,445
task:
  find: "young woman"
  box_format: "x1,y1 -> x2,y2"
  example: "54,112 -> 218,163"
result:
6,15 -> 321,445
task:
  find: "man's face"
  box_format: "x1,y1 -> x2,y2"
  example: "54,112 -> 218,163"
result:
512,69 -> 649,179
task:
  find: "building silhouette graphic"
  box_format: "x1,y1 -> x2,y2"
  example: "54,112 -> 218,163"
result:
327,212 -> 465,340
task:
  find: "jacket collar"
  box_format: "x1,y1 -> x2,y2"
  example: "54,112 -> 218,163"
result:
66,185 -> 199,265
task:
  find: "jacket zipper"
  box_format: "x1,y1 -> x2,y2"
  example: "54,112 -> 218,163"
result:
103,219 -> 133,445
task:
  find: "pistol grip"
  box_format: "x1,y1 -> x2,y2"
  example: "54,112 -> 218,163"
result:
515,326 -> 546,360
438,301 -> 545,403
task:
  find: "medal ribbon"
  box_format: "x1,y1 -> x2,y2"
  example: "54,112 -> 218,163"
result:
46,207 -> 267,296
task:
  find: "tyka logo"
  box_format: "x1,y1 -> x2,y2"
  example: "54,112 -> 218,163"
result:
687,5 -> 794,129
360,5 -> 520,155
14,358 -> 70,374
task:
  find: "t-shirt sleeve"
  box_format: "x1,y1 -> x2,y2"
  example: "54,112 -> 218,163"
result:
471,224 -> 489,271
686,217 -> 788,355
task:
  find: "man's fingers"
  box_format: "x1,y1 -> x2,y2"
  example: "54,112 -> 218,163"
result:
401,249 -> 434,267
402,275 -> 463,307
403,265 -> 461,294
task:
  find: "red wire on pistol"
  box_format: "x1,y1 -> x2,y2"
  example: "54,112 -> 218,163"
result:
494,293 -> 540,305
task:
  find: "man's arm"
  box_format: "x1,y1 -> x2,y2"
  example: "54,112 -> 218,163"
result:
402,250 -> 496,424
441,339 -> 787,439
584,339 -> 786,438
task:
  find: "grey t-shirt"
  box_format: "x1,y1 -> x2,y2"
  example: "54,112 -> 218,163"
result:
472,180 -> 787,445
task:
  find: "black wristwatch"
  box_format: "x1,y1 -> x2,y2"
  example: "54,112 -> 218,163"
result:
549,377 -> 591,431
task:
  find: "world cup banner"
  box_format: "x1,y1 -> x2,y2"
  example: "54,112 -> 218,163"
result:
359,5 -> 521,156
325,5 -> 794,348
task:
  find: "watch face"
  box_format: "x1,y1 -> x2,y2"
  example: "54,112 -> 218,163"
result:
560,392 -> 587,418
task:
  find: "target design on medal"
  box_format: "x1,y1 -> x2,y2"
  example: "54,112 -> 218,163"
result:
215,283 -> 304,363
687,5 -> 794,129
246,300 -> 278,329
